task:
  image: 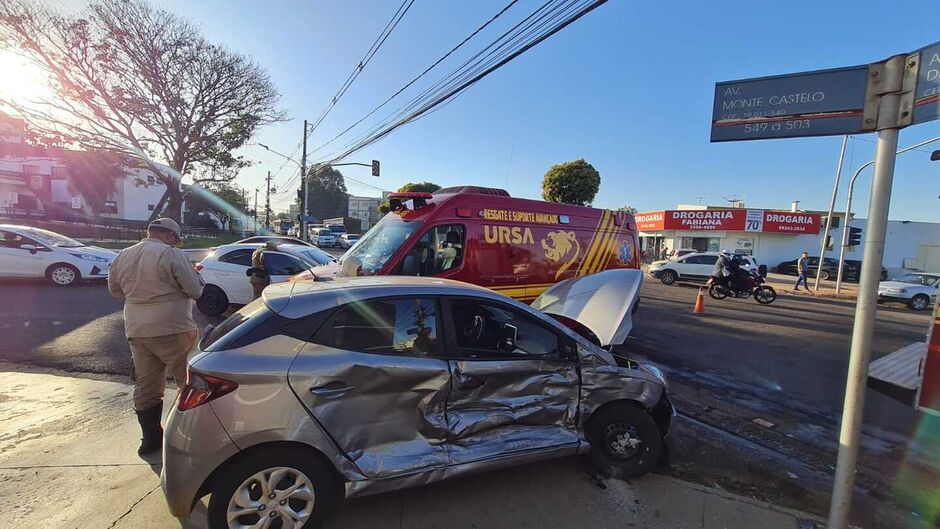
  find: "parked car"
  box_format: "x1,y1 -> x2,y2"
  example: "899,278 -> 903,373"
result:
195,243 -> 335,315
775,256 -> 888,282
162,270 -> 671,528
648,252 -> 757,285
338,233 -> 360,249
878,272 -> 939,311
236,235 -> 313,247
0,224 -> 116,286
311,227 -> 337,248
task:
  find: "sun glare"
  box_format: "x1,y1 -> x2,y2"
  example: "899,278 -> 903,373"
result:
0,51 -> 52,103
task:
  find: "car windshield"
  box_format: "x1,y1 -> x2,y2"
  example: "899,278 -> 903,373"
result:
895,274 -> 938,286
297,247 -> 334,266
24,228 -> 85,248
343,217 -> 422,273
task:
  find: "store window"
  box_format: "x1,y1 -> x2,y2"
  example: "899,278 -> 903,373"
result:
681,237 -> 721,252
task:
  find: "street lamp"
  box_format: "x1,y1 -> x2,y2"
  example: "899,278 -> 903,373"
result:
835,134 -> 940,292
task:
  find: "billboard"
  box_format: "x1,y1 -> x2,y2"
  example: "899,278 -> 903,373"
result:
636,209 -> 820,234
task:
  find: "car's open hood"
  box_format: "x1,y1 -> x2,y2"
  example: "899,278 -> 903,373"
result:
531,269 -> 643,347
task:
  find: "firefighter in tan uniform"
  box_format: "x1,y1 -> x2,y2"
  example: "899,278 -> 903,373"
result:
108,218 -> 205,455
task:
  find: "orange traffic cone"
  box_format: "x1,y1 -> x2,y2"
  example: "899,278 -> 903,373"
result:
693,287 -> 705,314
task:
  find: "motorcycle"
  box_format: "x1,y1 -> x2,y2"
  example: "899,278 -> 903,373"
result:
707,266 -> 776,304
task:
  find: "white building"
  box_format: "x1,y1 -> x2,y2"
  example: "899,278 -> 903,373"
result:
348,195 -> 383,231
637,203 -> 940,277
0,114 -> 167,223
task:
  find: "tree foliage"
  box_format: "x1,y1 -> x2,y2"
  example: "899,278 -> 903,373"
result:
377,181 -> 441,214
184,182 -> 248,230
541,159 -> 600,206
305,166 -> 348,221
0,0 -> 285,222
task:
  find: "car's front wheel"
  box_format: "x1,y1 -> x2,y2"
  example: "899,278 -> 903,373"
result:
659,270 -> 677,285
196,285 -> 229,316
909,294 -> 931,311
819,269 -> 831,281
46,263 -> 80,286
207,448 -> 341,529
587,403 -> 663,479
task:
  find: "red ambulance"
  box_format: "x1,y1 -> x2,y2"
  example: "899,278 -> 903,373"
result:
300,186 -> 639,303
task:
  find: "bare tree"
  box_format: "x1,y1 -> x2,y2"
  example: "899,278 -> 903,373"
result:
0,0 -> 286,222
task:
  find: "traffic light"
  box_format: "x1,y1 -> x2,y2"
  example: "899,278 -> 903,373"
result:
847,226 -> 862,246
371,159 -> 380,177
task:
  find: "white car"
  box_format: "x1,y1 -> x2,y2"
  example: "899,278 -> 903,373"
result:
338,233 -> 360,249
649,252 -> 758,285
195,243 -> 335,315
0,224 -> 116,286
310,228 -> 337,248
878,272 -> 939,311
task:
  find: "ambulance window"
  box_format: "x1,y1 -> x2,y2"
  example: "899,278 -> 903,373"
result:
397,224 -> 465,276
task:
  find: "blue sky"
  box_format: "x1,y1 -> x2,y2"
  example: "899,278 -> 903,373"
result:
67,0 -> 940,221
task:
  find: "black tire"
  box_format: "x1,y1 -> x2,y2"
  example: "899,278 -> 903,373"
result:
819,270 -> 831,281
909,294 -> 931,311
197,285 -> 229,316
754,285 -> 776,304
708,283 -> 727,300
587,403 -> 663,479
46,263 -> 81,286
659,270 -> 677,285
207,447 -> 341,529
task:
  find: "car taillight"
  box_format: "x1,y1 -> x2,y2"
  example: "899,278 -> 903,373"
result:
194,263 -> 204,271
178,368 -> 238,411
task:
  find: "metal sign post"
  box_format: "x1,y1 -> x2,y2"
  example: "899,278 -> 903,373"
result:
711,40 -> 939,529
814,135 -> 849,291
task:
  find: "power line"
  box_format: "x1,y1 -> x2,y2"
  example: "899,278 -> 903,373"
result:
318,0 -> 579,161
306,0 -> 415,140
308,0 -> 522,158
322,0 -> 607,164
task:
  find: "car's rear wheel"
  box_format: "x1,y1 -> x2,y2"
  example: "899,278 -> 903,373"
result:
46,263 -> 80,286
207,448 -> 340,529
659,270 -> 677,285
819,270 -> 831,281
197,285 -> 229,316
587,403 -> 662,479
909,294 -> 930,311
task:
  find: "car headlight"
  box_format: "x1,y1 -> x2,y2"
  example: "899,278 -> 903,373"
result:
71,253 -> 110,262
885,288 -> 907,294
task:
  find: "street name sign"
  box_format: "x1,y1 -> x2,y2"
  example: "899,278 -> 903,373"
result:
711,39 -> 940,142
711,66 -> 869,142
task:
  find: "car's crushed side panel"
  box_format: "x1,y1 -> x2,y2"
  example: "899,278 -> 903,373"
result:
578,346 -> 664,420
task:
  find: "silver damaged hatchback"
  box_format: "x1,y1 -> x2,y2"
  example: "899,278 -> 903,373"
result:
161,269 -> 673,529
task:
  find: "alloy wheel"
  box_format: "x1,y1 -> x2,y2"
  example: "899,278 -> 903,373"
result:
51,266 -> 76,285
911,296 -> 929,310
226,466 -> 315,529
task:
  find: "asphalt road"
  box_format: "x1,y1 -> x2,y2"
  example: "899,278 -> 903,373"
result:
0,268 -> 934,526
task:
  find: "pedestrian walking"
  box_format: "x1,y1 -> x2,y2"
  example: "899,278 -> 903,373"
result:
794,251 -> 810,291
108,218 -> 205,455
248,242 -> 277,299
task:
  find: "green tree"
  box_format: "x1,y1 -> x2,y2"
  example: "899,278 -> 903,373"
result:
541,159 -> 600,206
184,182 -> 248,230
305,166 -> 348,221
620,205 -> 638,215
378,181 -> 441,214
0,0 -> 285,223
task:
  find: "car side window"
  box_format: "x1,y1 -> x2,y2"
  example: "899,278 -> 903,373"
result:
263,252 -> 307,275
218,248 -> 254,266
700,255 -> 719,265
395,224 -> 465,276
0,230 -> 34,249
314,298 -> 440,356
449,299 -> 559,359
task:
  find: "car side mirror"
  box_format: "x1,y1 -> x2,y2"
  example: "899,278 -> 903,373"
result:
20,244 -> 38,255
560,339 -> 578,361
498,323 -> 517,352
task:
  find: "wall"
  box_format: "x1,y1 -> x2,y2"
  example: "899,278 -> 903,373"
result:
120,167 -> 165,221
839,219 -> 940,275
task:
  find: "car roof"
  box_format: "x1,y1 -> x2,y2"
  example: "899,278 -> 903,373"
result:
213,242 -> 312,255
263,276 -> 505,319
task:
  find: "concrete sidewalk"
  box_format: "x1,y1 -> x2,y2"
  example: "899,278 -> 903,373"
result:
0,369 -> 826,529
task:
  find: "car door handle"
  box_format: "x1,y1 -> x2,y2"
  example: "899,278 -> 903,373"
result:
309,383 -> 354,398
455,374 -> 484,390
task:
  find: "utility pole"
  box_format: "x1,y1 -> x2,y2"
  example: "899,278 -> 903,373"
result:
300,119 -> 308,241
265,171 -> 272,229
253,188 -> 259,233
814,135 -> 849,291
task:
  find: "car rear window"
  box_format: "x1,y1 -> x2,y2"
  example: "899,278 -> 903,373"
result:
218,248 -> 254,266
202,299 -> 271,350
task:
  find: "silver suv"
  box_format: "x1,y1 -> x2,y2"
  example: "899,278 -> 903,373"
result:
162,270 -> 672,528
